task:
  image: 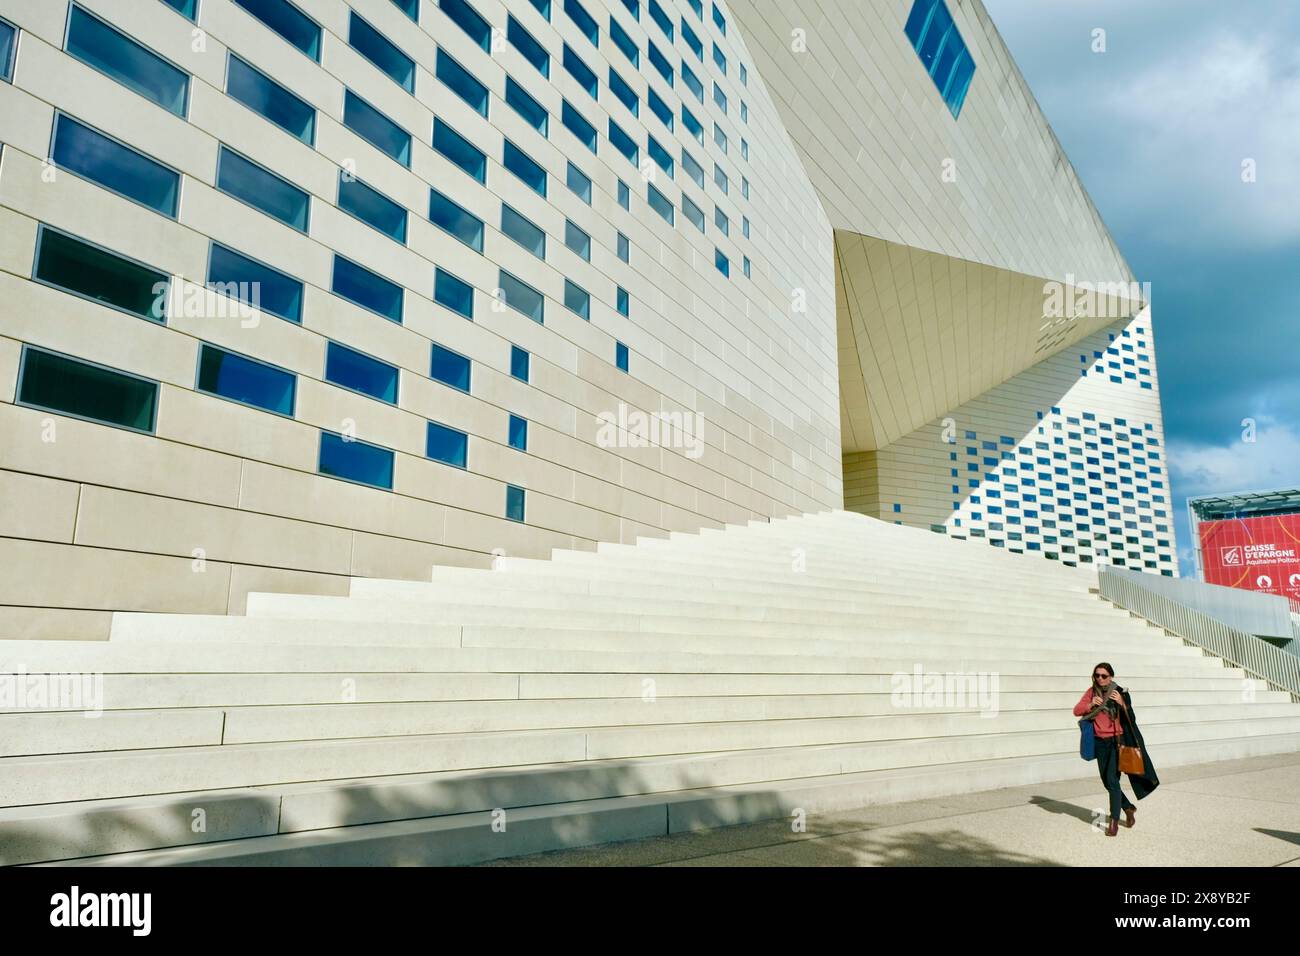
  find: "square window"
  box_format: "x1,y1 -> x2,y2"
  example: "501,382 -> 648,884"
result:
426,420 -> 469,468
568,162 -> 593,203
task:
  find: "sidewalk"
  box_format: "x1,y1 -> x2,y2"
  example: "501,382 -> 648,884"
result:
483,752 -> 1300,867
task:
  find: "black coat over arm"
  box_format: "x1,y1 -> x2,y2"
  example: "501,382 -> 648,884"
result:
1118,686 -> 1160,799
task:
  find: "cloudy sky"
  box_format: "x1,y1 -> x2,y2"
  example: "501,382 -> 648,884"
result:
983,0 -> 1300,573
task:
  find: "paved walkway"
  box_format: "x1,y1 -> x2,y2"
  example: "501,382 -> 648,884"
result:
484,752 -> 1300,866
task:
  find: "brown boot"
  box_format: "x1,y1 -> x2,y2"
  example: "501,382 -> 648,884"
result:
1124,807 -> 1136,829
1106,817 -> 1119,836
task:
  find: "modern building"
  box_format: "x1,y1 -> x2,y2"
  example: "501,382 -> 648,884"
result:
0,0 -> 1171,639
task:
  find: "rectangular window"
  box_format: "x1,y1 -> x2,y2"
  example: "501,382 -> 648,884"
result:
609,68 -> 638,115
622,0 -> 640,19
617,179 -> 629,209
742,256 -> 750,278
198,343 -> 295,415
688,0 -> 702,19
216,146 -> 308,230
681,62 -> 702,101
161,0 -> 199,19
506,484 -> 526,522
715,163 -> 728,193
616,231 -> 629,262
682,148 -> 704,187
564,279 -> 590,319
434,267 -> 474,319
609,17 -> 638,66
712,3 -> 726,34
0,17 -> 14,81
562,100 -> 597,152
682,105 -> 703,143
567,162 -> 592,203
565,220 -> 591,260
393,0 -> 419,21
647,89 -> 673,130
338,173 -> 408,243
682,21 -> 702,59
433,118 -> 487,183
34,226 -> 167,323
647,135 -> 673,177
529,0 -> 551,18
52,114 -> 179,218
616,286 -> 629,316
739,63 -> 747,85
742,216 -> 749,238
714,206 -> 728,235
344,91 -> 411,167
608,119 -> 638,165
647,41 -> 673,86
508,414 -> 528,451
436,49 -> 488,115
741,138 -> 748,160
648,0 -> 673,39
904,0 -> 976,118
715,248 -> 728,277
501,204 -> 547,258
510,346 -> 530,381
208,243 -> 303,323
325,341 -> 399,404
441,0 -> 491,51
507,15 -> 549,77
499,270 -> 544,323
712,43 -> 727,74
427,421 -> 469,468
503,139 -> 547,195
505,76 -> 548,134
332,255 -> 403,323
18,346 -> 158,432
565,0 -> 599,45
232,0 -> 320,61
615,342 -> 629,372
226,54 -> 315,144
714,122 -> 727,152
563,45 -> 598,98
349,12 -> 414,92
429,187 -> 484,252
66,5 -> 189,116
430,342 -> 471,392
647,184 -> 673,224
713,82 -> 727,113
319,431 -> 393,489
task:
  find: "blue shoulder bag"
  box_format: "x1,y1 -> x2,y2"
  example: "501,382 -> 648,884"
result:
1079,718 -> 1096,761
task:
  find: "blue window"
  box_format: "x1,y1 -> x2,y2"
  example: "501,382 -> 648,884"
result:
566,162 -> 592,201
904,0 -> 976,118
197,344 -> 296,416
429,187 -> 484,252
350,12 -> 415,92
688,0 -> 702,18
232,0 -> 320,61
208,243 -> 303,324
714,163 -> 728,191
506,484 -> 526,522
437,49 -> 488,115
648,0 -> 672,39
392,0 -> 419,21
319,432 -> 393,489
647,41 -> 673,86
617,178 -> 630,209
505,77 -> 548,134
565,0 -> 599,45
325,341 -> 399,404
0,17 -> 14,81
714,122 -> 727,152
564,45 -> 598,98
608,119 -> 638,165
712,43 -> 727,74
615,342 -> 629,372
508,414 -> 528,451
504,139 -> 547,195
510,346 -> 530,381
66,5 -> 189,117
647,184 -> 673,224
344,91 -> 411,167
712,3 -> 726,34
501,204 -> 547,258
441,0 -> 491,51
216,146 -> 308,230
562,100 -> 598,152
161,0 -> 199,19
647,135 -> 673,177
52,115 -> 179,218
681,63 -> 702,102
616,286 -> 629,317
713,82 -> 727,113
648,89 -> 673,130
426,421 -> 469,468
622,0 -> 640,20
682,194 -> 705,232
530,0 -> 552,18
17,346 -> 158,433
499,270 -> 544,323
508,16 -> 550,77
226,54 -> 315,144
331,255 -> 403,323
338,173 -> 408,243
430,342 -> 471,392
564,280 -> 590,319
714,206 -> 728,235
565,220 -> 591,260
714,248 -> 729,277
434,267 -> 474,319
682,21 -> 702,59
34,226 -> 167,323
682,105 -> 703,143
610,17 -> 638,66
609,68 -> 638,115
617,232 -> 629,261
433,118 -> 487,183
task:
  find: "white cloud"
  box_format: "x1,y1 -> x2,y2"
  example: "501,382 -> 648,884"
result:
1169,419 -> 1300,498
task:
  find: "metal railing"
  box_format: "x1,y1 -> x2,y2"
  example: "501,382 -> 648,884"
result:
1098,566 -> 1300,702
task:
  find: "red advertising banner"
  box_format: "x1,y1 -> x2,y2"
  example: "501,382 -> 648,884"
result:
1199,513 -> 1300,602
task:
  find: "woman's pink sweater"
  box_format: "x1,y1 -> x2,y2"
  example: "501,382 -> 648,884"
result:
1074,689 -> 1124,738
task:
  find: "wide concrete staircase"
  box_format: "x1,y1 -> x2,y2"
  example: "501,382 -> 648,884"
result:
3,510 -> 1299,866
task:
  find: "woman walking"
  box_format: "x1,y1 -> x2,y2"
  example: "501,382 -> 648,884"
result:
1073,662 -> 1159,835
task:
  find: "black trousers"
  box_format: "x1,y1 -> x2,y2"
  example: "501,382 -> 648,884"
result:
1095,735 -> 1136,820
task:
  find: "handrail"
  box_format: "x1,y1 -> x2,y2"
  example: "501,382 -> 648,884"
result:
1098,566 -> 1300,702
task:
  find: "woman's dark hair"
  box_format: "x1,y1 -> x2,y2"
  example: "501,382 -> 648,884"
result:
1093,662 -> 1114,678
